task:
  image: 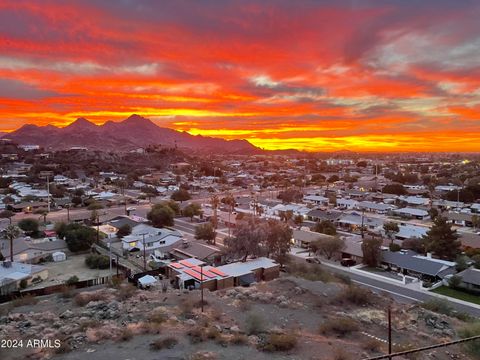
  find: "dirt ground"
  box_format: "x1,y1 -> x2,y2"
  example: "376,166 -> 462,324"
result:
0,274 -> 473,360
29,254 -> 112,289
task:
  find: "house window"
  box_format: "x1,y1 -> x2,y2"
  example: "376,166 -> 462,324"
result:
159,241 -> 165,245
129,241 -> 137,247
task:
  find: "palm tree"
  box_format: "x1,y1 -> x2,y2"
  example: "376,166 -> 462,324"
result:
223,193 -> 235,238
210,194 -> 220,232
5,225 -> 21,262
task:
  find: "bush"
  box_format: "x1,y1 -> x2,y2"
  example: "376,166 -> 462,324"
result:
66,275 -> 79,285
59,285 -> 75,298
150,308 -> 168,324
187,326 -> 207,343
245,312 -> 266,335
10,294 -> 38,308
178,298 -> 194,317
319,318 -> 359,337
458,322 -> 480,358
263,334 -> 297,352
85,254 -> 110,269
117,327 -> 133,342
19,279 -> 28,289
74,291 -> 108,306
150,336 -> 178,350
116,284 -> 137,300
335,285 -> 373,306
230,334 -> 248,345
333,348 -> 351,360
362,338 -> 382,352
389,243 -> 401,252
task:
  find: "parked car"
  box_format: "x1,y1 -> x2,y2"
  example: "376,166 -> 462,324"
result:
340,258 -> 356,267
306,257 -> 321,264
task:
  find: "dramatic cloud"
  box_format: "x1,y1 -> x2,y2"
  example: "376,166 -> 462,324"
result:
0,0 -> 479,151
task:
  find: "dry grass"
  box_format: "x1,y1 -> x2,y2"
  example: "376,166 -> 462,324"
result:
334,285 -> 373,306
74,291 -> 108,307
362,338 -> 383,352
245,311 -> 266,335
10,294 -> 38,307
262,333 -> 298,352
117,327 -> 133,342
116,283 -> 137,301
230,334 -> 248,345
319,318 -> 359,337
332,348 -> 351,360
78,319 -> 101,331
149,336 -> 178,350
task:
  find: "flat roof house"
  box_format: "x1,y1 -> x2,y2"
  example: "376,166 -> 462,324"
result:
0,261 -> 48,295
393,208 -> 430,220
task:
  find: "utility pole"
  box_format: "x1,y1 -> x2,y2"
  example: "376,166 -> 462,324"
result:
361,209 -> 365,239
141,233 -> 147,271
200,264 -> 204,313
40,171 -> 53,213
108,239 -> 112,282
388,305 -> 392,360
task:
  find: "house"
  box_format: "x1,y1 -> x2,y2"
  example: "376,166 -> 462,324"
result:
166,257 -> 279,291
303,195 -> 329,206
122,226 -> 183,255
394,224 -> 428,241
471,204 -> 480,213
169,241 -> 221,264
357,201 -> 394,214
107,216 -> 144,232
336,198 -> 358,210
306,209 -> 342,223
397,196 -> 430,207
446,212 -> 474,227
0,260 -> 48,295
381,250 -> 456,282
292,229 -> 333,248
341,236 -> 363,263
0,237 -> 68,263
337,213 -> 384,233
455,268 -> 480,293
393,207 -> 430,220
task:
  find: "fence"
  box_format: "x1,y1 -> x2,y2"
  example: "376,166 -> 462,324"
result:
0,274 -> 124,304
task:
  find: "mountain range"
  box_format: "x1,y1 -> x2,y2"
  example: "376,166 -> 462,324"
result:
0,115 -> 260,153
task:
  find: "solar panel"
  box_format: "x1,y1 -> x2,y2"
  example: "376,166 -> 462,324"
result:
179,260 -> 195,267
184,269 -> 203,281
192,266 -> 215,278
170,263 -> 184,269
209,268 -> 228,277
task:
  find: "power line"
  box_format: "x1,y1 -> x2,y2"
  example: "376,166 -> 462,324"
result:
363,335 -> 480,360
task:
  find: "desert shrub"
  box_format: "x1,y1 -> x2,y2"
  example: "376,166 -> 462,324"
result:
10,294 -> 38,307
245,312 -> 266,335
116,284 -> 137,301
179,298 -> 195,317
262,333 -> 297,352
362,338 -> 382,352
332,348 -> 351,360
150,336 -> 178,350
187,326 -> 207,343
74,291 -> 108,306
335,285 -> 373,306
66,275 -> 79,285
59,285 -> 75,298
230,334 -> 248,345
205,326 -> 221,340
239,300 -> 252,311
335,273 -> 352,285
117,327 -> 133,342
421,298 -> 472,321
458,322 -> 480,358
150,308 -> 168,324
319,318 -> 359,337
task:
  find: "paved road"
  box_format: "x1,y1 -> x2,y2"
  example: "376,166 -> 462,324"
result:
321,261 -> 480,317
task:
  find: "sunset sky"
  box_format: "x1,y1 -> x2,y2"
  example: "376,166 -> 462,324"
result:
0,0 -> 480,151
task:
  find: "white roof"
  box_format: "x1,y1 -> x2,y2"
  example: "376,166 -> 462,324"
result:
395,207 -> 429,216
138,275 -> 158,285
216,257 -> 278,277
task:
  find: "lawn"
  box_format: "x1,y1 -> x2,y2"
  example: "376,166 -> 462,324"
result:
431,286 -> 480,305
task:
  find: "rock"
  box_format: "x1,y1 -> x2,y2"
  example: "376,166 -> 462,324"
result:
277,295 -> 287,303
185,319 -> 196,326
248,335 -> 260,346
230,325 -> 241,334
60,310 -> 74,319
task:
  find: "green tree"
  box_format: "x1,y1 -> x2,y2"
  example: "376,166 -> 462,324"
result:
87,201 -> 104,210
5,224 -> 21,261
314,236 -> 345,260
163,200 -> 180,215
383,221 -> 399,242
62,224 -> 97,252
171,189 -> 191,202
116,224 -> 132,238
402,237 -> 426,254
293,215 -> 304,227
183,203 -> 203,221
313,220 -> 337,236
195,222 -> 216,244
382,183 -> 407,195
428,207 -> 439,220
147,204 -> 175,228
423,216 -> 461,260
279,210 -> 294,223
226,217 -> 266,262
361,235 -> 383,267
18,218 -> 39,235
